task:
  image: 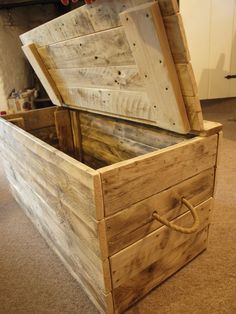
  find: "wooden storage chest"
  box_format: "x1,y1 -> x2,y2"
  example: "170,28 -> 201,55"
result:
0,1 -> 222,313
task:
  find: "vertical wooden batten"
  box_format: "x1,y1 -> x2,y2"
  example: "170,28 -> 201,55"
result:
120,2 -> 190,134
22,43 -> 63,107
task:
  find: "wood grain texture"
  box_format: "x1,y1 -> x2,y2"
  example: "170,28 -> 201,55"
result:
70,110 -> 83,161
110,198 -> 212,288
163,13 -> 190,63
113,226 -> 208,313
37,27 -> 135,70
7,180 -> 111,314
3,107 -> 56,131
49,65 -> 144,91
105,168 -> 215,255
60,87 -> 155,123
192,120 -> 223,137
54,109 -> 74,156
0,118 -> 100,228
99,135 -> 218,216
183,96 -> 204,131
81,126 -> 157,165
176,63 -> 198,97
80,112 -> 190,149
22,44 -> 62,106
120,2 -> 190,134
157,0 -> 179,16
20,0 -> 176,48
7,117 -> 25,129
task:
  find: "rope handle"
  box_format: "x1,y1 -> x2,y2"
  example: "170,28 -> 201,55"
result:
152,198 -> 200,234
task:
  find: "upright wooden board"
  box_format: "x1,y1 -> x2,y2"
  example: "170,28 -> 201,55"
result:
22,43 -> 62,106
20,0 -> 204,134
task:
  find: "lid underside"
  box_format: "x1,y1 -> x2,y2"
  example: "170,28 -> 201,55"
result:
20,0 -> 204,134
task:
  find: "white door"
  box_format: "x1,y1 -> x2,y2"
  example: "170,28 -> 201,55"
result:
180,0 -> 236,99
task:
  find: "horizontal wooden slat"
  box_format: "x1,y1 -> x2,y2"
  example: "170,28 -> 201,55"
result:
83,136 -> 132,165
105,168 -> 215,255
20,0 -> 175,48
8,117 -> 25,129
99,135 -> 218,216
0,118 -> 101,223
8,182 -> 110,314
192,120 -> 223,137
4,158 -> 102,263
0,134 -> 96,231
37,27 -> 135,70
3,107 -> 56,131
82,126 -> 157,160
60,87 -> 154,123
120,2 -> 190,134
80,112 -> 190,149
110,198 -> 212,288
49,65 -> 144,91
163,13 -> 190,63
113,226 -> 208,313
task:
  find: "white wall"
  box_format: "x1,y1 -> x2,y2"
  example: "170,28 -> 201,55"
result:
0,5 -> 58,111
180,0 -> 236,99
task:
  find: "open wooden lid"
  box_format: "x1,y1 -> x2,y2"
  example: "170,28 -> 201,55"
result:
20,0 -> 203,134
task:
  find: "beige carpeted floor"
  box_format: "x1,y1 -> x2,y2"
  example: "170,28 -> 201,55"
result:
0,99 -> 236,314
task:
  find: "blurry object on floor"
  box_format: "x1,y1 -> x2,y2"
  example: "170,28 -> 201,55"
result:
7,88 -> 38,113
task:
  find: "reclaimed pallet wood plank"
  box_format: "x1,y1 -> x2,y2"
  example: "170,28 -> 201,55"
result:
70,110 -> 83,161
3,107 -> 56,131
105,168 -> 215,255
99,135 -> 218,215
0,119 -> 100,224
120,2 -> 190,134
113,226 -> 208,313
37,27 -> 135,69
110,198 -> 212,288
20,0 -> 176,48
54,108 -> 74,156
49,65 -> 144,91
80,112 -> 190,149
22,43 -> 62,106
8,181 -> 112,314
60,87 -> 154,123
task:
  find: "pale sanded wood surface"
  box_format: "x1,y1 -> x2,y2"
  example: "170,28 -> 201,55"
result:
99,134 -> 218,215
113,226 -> 208,313
22,44 -> 62,106
20,0 -> 178,48
110,198 -> 212,288
105,168 -> 215,255
0,118 -> 99,228
120,2 -> 190,133
0,103 -> 221,314
20,0 -> 204,133
48,66 -> 144,91
3,107 -> 56,131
